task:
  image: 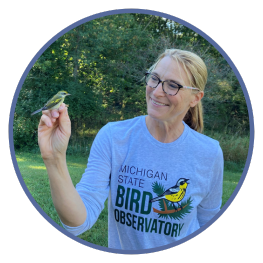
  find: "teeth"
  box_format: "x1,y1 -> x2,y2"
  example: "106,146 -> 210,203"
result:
152,99 -> 167,106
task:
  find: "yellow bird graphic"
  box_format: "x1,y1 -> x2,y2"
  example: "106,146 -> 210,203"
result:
149,178 -> 190,211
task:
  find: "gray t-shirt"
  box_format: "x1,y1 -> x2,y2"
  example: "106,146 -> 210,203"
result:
62,116 -> 223,250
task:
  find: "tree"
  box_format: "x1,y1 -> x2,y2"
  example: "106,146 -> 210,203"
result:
14,13 -> 249,151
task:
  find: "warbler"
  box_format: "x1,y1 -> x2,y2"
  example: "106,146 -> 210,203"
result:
149,178 -> 189,211
31,91 -> 71,115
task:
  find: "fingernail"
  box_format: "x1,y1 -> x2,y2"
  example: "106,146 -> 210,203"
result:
47,122 -> 52,127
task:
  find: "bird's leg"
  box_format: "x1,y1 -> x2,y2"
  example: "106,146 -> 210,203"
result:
178,202 -> 183,210
172,203 -> 177,212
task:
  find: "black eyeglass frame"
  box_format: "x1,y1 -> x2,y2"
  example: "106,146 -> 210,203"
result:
144,72 -> 200,96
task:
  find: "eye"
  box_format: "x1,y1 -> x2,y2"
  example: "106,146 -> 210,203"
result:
151,75 -> 159,81
167,81 -> 179,89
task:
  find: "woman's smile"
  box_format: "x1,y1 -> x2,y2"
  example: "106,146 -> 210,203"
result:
150,97 -> 169,107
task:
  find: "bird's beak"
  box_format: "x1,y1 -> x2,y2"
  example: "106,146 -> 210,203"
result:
67,93 -> 71,96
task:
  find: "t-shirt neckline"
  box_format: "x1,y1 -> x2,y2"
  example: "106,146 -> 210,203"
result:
141,115 -> 189,148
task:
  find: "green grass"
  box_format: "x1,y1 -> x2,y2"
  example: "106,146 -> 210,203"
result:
220,160 -> 245,206
16,151 -> 108,247
15,151 -> 245,248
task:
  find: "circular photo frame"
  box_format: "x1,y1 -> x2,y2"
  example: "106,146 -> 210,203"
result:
9,8 -> 254,254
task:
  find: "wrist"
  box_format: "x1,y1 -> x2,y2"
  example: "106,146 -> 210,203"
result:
42,154 -> 72,183
42,153 -> 66,164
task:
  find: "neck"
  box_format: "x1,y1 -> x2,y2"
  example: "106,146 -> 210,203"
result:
145,116 -> 185,143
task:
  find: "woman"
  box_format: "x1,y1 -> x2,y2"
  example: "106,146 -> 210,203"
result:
38,49 -> 223,250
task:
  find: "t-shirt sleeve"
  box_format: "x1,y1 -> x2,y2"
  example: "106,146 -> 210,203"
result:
197,145 -> 224,227
61,123 -> 112,236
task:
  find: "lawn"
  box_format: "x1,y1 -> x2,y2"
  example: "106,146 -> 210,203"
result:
15,151 -> 245,248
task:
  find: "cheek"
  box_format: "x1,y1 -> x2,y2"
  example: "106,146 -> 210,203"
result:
167,97 -> 183,111
146,86 -> 151,93
146,86 -> 152,98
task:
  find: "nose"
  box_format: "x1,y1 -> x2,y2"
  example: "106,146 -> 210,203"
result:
153,82 -> 165,97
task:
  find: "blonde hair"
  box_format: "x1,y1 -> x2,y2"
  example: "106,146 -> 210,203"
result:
148,49 -> 208,133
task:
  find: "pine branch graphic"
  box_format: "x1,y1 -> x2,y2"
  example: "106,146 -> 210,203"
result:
152,181 -> 165,195
152,181 -> 168,211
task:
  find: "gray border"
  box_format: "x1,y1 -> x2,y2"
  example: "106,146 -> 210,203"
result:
9,8 -> 254,254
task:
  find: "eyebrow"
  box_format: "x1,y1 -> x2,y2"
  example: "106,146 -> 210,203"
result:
151,71 -> 183,86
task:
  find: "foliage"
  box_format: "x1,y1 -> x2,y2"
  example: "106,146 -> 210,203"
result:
13,13 -> 250,151
204,130 -> 249,162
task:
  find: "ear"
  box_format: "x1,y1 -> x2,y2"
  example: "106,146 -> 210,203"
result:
190,91 -> 204,108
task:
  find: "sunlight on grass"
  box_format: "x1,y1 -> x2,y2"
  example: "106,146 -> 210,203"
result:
28,165 -> 46,170
16,151 -> 108,246
16,157 -> 26,162
67,162 -> 87,168
224,180 -> 238,184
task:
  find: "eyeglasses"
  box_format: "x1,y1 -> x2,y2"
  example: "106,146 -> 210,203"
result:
145,72 -> 200,96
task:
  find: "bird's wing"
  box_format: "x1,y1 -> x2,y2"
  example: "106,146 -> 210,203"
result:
162,185 -> 180,195
42,96 -> 64,110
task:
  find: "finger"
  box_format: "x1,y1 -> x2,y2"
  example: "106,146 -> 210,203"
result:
39,113 -> 52,127
57,103 -> 71,134
51,109 -> 60,118
42,109 -> 53,119
58,103 -> 69,118
42,109 -> 60,121
58,103 -> 66,113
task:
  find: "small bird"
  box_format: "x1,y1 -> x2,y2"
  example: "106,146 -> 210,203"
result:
31,91 -> 71,115
149,178 -> 190,211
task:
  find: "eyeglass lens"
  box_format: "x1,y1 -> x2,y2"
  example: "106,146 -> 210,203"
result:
146,73 -> 180,95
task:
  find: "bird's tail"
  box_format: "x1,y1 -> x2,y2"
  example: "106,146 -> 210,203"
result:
149,195 -> 165,203
31,108 -> 43,116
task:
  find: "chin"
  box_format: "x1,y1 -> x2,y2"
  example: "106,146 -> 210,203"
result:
147,109 -> 165,121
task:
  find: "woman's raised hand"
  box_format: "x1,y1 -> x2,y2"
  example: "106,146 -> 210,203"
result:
38,104 -> 87,227
38,103 -> 71,160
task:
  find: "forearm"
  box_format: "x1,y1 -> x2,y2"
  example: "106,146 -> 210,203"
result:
43,156 -> 87,227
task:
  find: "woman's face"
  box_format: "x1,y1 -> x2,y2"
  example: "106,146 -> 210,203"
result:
146,56 -> 200,124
